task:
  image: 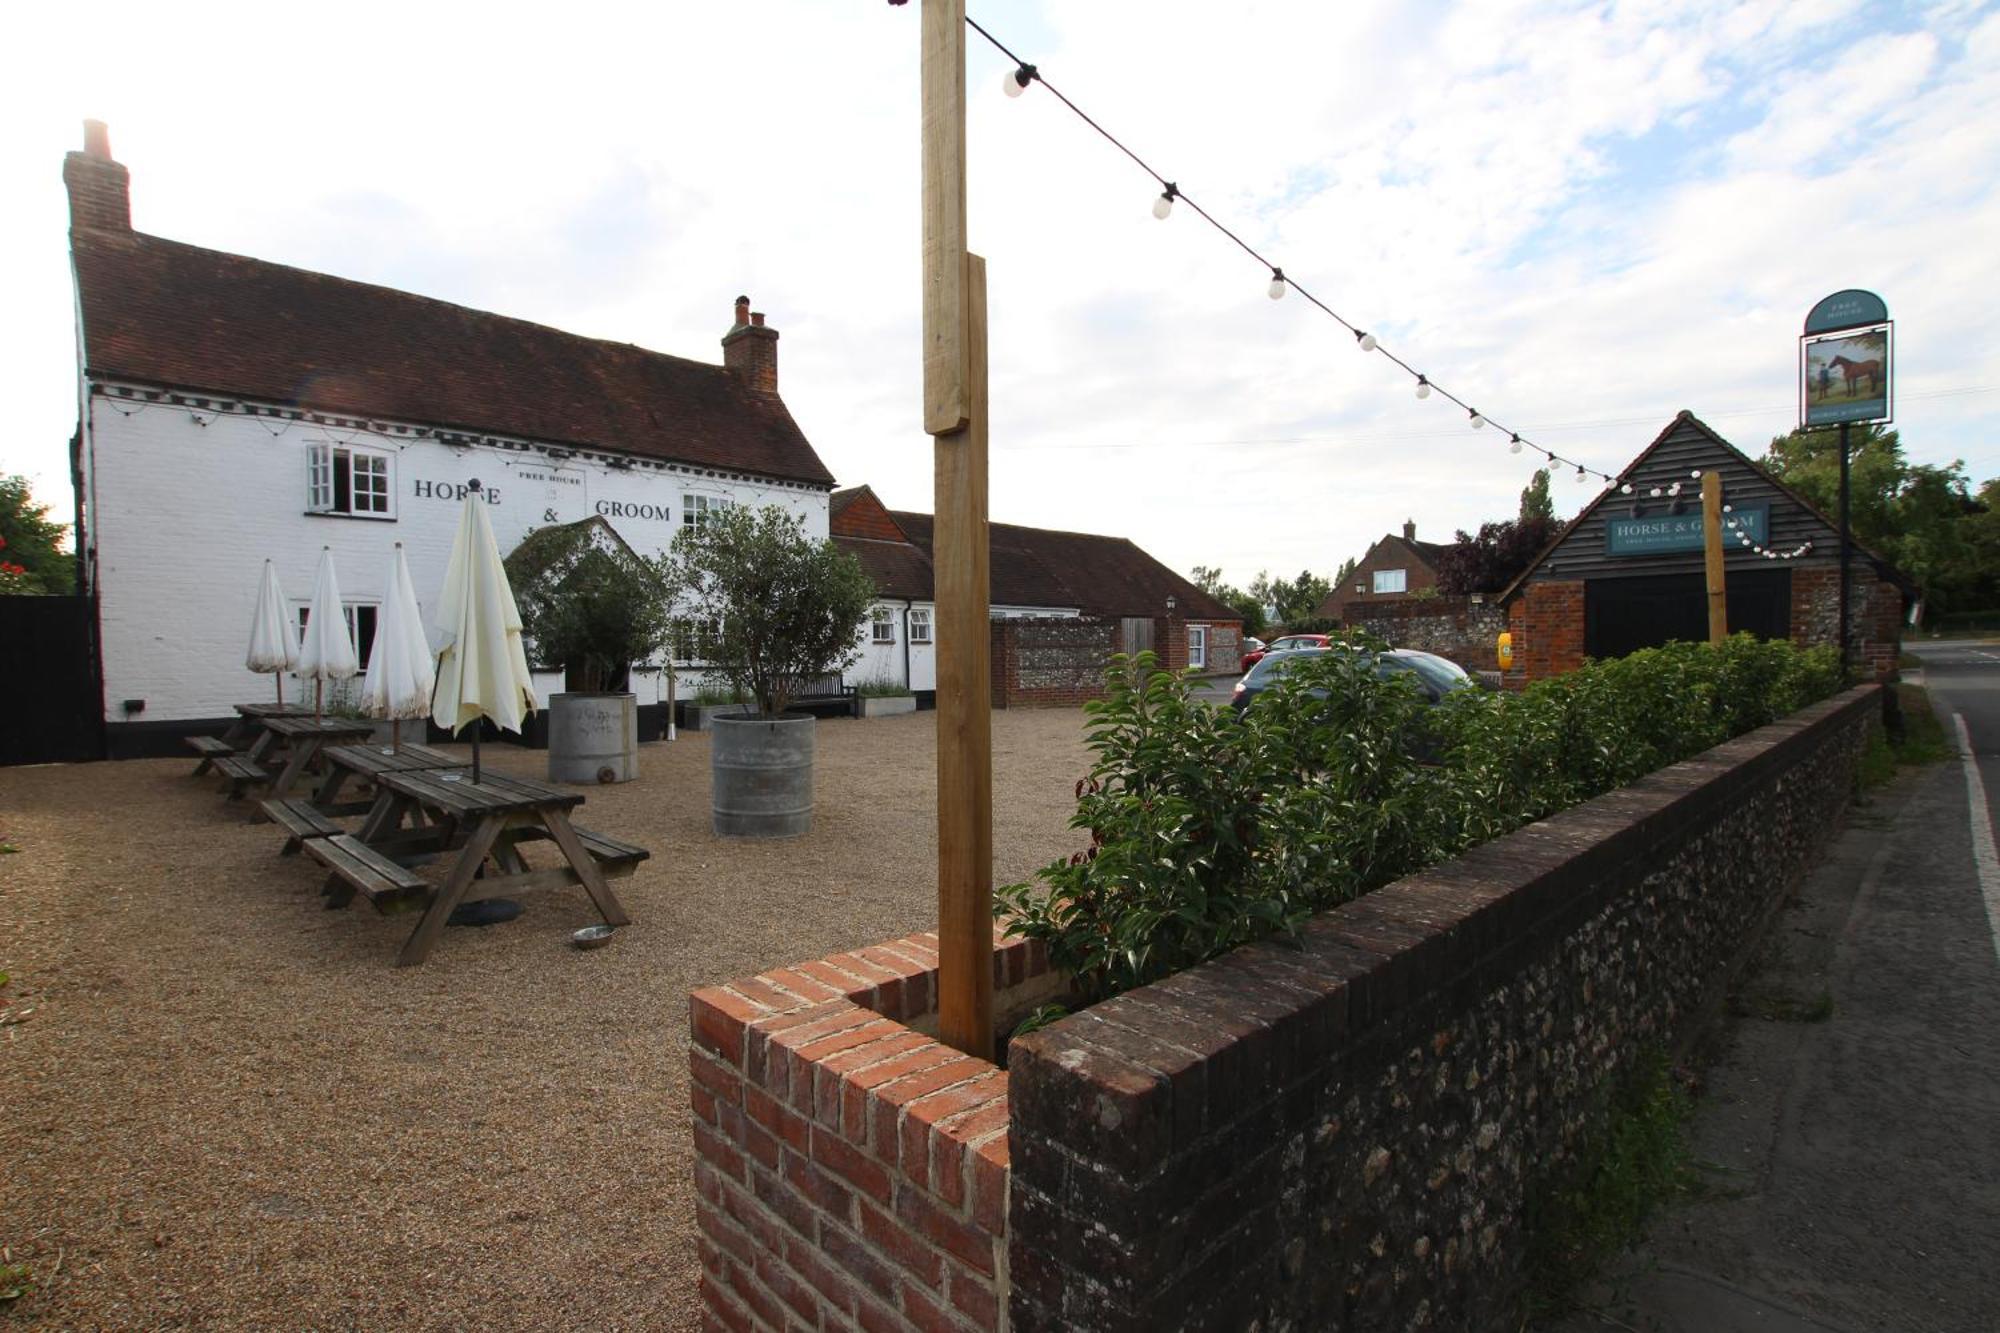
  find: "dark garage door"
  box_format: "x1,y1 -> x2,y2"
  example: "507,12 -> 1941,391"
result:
1585,569 -> 1792,661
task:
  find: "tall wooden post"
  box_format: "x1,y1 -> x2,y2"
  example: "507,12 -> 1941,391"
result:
1702,470 -> 1727,645
924,0 -> 994,1061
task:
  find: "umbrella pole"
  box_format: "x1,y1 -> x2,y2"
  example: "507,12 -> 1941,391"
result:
275,672 -> 284,709
314,679 -> 323,724
392,718 -> 401,753
472,726 -> 481,784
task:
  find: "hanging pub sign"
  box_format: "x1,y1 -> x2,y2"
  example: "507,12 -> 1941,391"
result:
1801,289 -> 1892,428
1605,504 -> 1768,556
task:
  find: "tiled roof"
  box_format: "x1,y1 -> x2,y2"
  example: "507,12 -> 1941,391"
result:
888,512 -> 1239,621
70,228 -> 836,486
835,534 -> 935,601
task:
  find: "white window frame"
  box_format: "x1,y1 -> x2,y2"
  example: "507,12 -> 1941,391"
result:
305,442 -> 394,518
908,608 -> 933,645
871,606 -> 895,644
1187,624 -> 1207,669
1372,568 -> 1408,594
682,493 -> 733,529
296,601 -> 379,670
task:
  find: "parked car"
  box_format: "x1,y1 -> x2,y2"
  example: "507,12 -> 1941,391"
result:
1239,632 -> 1333,674
1237,636 -> 1266,671
1229,646 -> 1476,715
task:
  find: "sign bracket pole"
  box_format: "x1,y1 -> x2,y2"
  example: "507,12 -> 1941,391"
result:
1703,470 -> 1727,645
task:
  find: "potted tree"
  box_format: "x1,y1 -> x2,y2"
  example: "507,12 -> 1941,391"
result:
505,517 -> 679,784
670,504 -> 875,836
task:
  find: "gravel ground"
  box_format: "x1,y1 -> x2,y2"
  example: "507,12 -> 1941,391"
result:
0,709 -> 1091,1330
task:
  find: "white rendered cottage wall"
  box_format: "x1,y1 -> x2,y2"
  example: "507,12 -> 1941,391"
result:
848,601 -> 938,694
84,389 -> 826,725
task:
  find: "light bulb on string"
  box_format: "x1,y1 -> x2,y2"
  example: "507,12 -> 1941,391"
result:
1469,410 -> 1485,429
1152,183 -> 1177,220
1267,268 -> 1287,300
1414,375 -> 1430,400
1650,487 -> 1662,498
1575,465 -> 1587,483
1620,482 -> 1634,494
1510,434 -> 1523,454
1356,330 -> 1377,352
1003,64 -> 1036,97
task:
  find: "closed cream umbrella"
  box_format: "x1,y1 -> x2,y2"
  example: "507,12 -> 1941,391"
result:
431,480 -> 536,781
359,542 -> 435,751
245,558 -> 299,708
297,545 -> 358,721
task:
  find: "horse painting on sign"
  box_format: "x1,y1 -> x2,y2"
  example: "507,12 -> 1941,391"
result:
1803,325 -> 1890,425
1828,354 -> 1882,397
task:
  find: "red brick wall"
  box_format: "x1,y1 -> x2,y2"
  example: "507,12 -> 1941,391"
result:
1513,580 -> 1585,681
690,930 -> 1051,1332
1791,567 -> 1904,680
1332,537 -> 1440,619
989,618 -> 1117,709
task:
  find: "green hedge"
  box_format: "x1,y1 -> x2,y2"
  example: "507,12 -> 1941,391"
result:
996,635 -> 1844,1010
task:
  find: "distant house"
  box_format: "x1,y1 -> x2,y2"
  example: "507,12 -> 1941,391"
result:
1321,521 -> 1449,620
831,486 -> 1243,702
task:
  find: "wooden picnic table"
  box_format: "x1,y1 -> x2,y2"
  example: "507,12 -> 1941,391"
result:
313,768 -> 643,966
311,741 -> 465,815
189,701 -> 314,775
218,715 -> 375,801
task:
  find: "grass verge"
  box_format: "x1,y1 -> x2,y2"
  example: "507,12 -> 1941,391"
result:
1860,683 -> 1953,788
1524,1050 -> 1699,1319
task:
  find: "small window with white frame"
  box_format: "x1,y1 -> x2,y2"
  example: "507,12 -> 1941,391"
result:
306,442 -> 393,518
1187,624 -> 1207,669
908,608 -> 933,644
683,493 -> 734,529
871,606 -> 895,644
297,603 -> 379,669
1371,568 -> 1407,594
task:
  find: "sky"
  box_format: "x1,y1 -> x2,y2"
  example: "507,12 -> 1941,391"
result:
2,0 -> 1996,590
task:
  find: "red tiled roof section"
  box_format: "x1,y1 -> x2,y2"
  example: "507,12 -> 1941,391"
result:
834,534 -> 934,600
71,229 -> 835,486
829,486 -> 908,542
888,511 -> 1239,621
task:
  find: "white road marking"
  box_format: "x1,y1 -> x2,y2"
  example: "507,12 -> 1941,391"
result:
1950,713 -> 2000,968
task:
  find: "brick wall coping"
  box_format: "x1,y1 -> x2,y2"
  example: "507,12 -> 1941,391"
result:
1006,682 -> 1882,1177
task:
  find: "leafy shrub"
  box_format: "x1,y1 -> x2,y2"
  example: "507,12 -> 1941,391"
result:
1000,635 -> 1847,1009
505,519 -> 681,692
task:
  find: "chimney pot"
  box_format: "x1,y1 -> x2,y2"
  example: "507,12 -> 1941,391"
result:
1403,519 -> 1416,542
733,295 -> 750,327
83,119 -> 112,159
750,311 -> 765,327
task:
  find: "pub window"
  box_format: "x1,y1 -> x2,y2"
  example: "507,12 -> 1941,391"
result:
306,443 -> 393,518
297,603 -> 379,669
682,493 -> 733,529
871,607 -> 895,644
1372,568 -> 1407,594
908,608 -> 933,644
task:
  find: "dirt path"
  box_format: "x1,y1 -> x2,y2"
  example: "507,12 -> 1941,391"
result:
0,709 -> 1090,1330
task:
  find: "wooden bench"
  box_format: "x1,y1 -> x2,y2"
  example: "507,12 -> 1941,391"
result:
305,834 -> 430,913
185,734 -> 236,776
212,755 -> 272,800
569,825 -> 650,874
258,797 -> 344,855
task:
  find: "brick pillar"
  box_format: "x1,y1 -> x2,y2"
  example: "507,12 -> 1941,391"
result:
1516,580 -> 1585,680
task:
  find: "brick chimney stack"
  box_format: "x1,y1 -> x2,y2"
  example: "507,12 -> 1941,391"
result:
1403,519 -> 1417,542
722,294 -> 779,396
64,120 -> 131,233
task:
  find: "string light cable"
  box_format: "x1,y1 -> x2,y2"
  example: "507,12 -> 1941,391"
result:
958,11 -> 1626,488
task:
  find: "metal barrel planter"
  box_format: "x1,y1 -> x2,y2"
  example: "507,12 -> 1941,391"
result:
548,692 -> 638,785
711,713 -> 815,837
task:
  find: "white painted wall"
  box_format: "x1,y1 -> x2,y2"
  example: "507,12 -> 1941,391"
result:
849,600 -> 938,693
83,388 -> 828,723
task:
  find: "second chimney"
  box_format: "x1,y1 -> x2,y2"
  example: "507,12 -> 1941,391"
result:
64,119 -> 131,233
1403,519 -> 1416,542
722,294 -> 779,396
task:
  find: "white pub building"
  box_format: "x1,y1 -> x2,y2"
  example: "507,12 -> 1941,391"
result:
59,123 -> 838,756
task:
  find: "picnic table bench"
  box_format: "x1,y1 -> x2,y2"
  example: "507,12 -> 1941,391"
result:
321,768 -> 646,965
184,702 -> 313,776
218,716 -> 375,802
311,741 -> 465,815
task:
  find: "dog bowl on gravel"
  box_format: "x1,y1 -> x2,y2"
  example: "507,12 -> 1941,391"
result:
571,925 -> 617,950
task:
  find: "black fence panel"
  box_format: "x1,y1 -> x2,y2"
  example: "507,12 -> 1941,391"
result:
0,595 -> 102,765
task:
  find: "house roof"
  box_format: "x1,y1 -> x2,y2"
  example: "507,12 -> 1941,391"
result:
835,534 -> 936,601
70,227 -> 836,486
887,511 -> 1239,621
1495,409 -> 1913,605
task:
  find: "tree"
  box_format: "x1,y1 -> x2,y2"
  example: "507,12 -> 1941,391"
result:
1518,468 -> 1554,524
505,518 -> 682,692
1761,425 -> 1972,607
1434,511 -> 1558,596
1188,563 -> 1269,637
1190,564 -> 1226,596
0,475 -> 74,595
670,504 -> 876,717
1250,568 -> 1334,627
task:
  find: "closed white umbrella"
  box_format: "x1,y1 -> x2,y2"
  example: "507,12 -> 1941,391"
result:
431,480 -> 536,780
359,542 -> 435,750
246,558 -> 299,707
297,545 -> 358,720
